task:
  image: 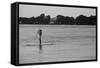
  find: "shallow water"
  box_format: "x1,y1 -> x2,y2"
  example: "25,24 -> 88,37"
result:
19,25 -> 96,64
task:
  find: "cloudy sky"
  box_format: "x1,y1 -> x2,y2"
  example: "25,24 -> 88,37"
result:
19,4 -> 96,18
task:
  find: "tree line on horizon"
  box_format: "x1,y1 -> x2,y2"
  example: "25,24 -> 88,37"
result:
19,13 -> 97,25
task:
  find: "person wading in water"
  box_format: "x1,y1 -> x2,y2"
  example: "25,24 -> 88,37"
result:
37,29 -> 42,50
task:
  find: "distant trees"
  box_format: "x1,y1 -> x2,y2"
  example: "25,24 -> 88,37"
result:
66,17 -> 75,25
44,15 -> 51,24
75,15 -> 89,25
56,15 -> 66,24
19,13 -> 96,25
88,16 -> 97,25
19,17 -> 35,24
75,15 -> 96,25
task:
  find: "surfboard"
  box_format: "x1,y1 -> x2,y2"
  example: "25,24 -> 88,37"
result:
25,42 -> 54,46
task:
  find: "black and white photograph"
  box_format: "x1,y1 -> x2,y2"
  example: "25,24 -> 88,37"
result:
18,3 -> 97,64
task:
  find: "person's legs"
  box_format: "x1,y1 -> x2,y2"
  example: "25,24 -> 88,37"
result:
39,36 -> 42,50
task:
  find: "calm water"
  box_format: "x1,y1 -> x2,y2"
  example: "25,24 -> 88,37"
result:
19,25 -> 96,64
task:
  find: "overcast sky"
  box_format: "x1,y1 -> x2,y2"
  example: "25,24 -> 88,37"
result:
19,4 -> 96,18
